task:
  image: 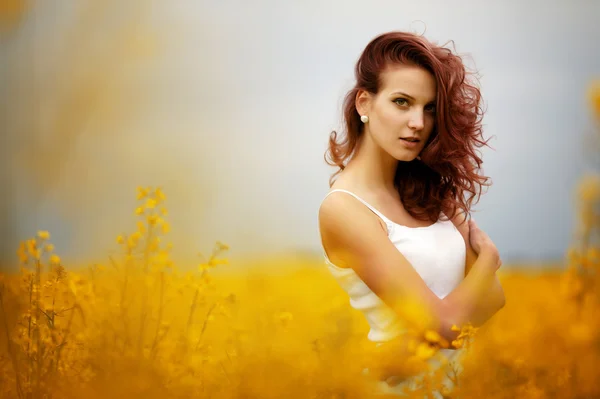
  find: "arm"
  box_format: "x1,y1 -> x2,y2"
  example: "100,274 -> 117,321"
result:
449,214 -> 506,327
319,195 -> 502,344
442,249 -> 504,331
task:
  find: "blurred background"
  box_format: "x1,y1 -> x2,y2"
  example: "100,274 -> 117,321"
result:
1,0 -> 599,271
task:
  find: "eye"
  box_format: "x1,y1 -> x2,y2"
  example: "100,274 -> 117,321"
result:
393,98 -> 409,106
425,104 -> 437,113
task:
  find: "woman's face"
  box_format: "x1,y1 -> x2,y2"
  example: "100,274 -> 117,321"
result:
357,64 -> 437,162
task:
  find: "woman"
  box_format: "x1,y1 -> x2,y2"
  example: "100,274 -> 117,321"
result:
318,31 -> 506,397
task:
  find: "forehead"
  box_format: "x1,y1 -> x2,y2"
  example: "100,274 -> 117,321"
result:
379,64 -> 437,101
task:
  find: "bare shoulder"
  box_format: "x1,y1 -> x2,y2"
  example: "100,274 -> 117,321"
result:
318,191 -> 387,267
318,190 -> 388,235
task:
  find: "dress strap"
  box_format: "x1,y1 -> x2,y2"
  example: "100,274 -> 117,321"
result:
322,189 -> 394,232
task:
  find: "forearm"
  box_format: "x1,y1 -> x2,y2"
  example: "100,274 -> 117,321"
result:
468,273 -> 505,327
438,250 -> 500,339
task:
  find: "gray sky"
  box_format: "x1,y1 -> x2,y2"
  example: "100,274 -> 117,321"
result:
1,0 -> 599,269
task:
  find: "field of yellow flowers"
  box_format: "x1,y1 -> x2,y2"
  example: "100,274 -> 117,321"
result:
0,185 -> 598,399
0,86 -> 599,399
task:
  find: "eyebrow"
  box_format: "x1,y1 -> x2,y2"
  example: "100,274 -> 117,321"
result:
391,91 -> 436,103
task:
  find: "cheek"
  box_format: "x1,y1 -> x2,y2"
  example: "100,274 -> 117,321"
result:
381,108 -> 405,127
425,115 -> 436,131
421,117 -> 435,142
377,106 -> 393,122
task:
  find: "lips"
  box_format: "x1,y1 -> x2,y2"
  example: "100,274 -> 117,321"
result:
399,137 -> 420,149
400,137 -> 420,142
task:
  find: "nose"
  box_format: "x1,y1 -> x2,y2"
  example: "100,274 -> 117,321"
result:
407,109 -> 425,130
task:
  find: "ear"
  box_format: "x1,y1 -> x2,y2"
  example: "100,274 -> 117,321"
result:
355,89 -> 372,117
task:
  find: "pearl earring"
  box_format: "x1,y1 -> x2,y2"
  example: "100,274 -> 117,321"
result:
360,115 -> 369,123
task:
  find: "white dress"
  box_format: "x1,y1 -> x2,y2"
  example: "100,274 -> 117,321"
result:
319,189 -> 467,397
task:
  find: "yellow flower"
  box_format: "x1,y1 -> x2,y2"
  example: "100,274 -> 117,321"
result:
155,251 -> 170,264
26,239 -> 36,255
44,244 -> 54,252
116,235 -> 125,244
155,187 -> 166,202
160,208 -> 168,216
37,231 -> 50,240
135,207 -> 144,215
145,198 -> 157,209
147,215 -> 159,225
148,240 -> 159,252
451,324 -> 461,332
50,255 -> 61,265
137,186 -> 149,200
578,175 -> 600,203
199,263 -> 209,272
137,221 -> 146,233
17,242 -> 28,263
415,343 -> 436,360
161,222 -> 170,234
131,231 -> 142,241
424,330 -> 442,344
209,258 -> 229,266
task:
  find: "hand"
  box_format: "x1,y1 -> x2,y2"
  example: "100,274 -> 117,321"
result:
468,219 -> 502,270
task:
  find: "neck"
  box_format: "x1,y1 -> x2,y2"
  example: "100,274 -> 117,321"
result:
344,134 -> 399,194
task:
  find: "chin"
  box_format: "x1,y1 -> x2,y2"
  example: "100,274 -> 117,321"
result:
394,153 -> 418,162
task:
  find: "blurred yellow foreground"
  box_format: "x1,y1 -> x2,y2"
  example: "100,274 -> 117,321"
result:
0,176 -> 599,399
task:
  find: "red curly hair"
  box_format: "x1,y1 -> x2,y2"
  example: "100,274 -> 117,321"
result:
324,31 -> 493,225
